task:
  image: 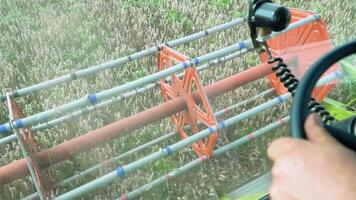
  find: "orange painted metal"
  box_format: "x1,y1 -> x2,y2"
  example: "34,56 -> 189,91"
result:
0,63 -> 273,185
260,8 -> 338,101
157,47 -> 218,156
8,97 -> 53,199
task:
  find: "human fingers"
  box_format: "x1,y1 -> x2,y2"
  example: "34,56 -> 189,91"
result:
304,114 -> 337,144
268,137 -> 304,161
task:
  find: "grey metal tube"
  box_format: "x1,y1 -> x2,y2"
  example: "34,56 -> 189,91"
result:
0,39 -> 253,135
0,48 -> 252,144
54,93 -> 291,200
53,70 -> 338,199
0,17 -> 247,103
55,88 -> 273,187
22,87 -> 273,200
119,116 -> 290,200
0,14 -> 320,135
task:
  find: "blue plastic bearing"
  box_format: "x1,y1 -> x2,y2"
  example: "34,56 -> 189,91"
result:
239,42 -> 246,49
163,146 -> 173,155
14,120 -> 24,128
277,96 -> 284,103
116,166 -> 125,177
0,124 -> 8,135
88,94 -> 98,104
193,58 -> 200,65
208,127 -> 214,134
182,62 -> 189,69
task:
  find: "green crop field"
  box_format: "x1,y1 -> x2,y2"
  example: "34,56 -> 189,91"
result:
0,0 -> 355,199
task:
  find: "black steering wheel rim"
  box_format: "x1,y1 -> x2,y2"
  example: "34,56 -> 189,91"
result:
291,40 -> 356,144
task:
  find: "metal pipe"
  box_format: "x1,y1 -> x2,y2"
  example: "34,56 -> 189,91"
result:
213,89 -> 275,116
0,48 -> 252,144
0,39 -> 253,135
55,93 -> 292,200
0,14 -> 320,134
0,63 -> 273,186
118,116 -> 290,200
119,67 -> 341,200
53,71 -> 339,199
56,88 -> 274,187
0,17 -> 247,102
24,88 -> 274,200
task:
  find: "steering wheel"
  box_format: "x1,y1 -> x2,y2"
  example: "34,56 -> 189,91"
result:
291,40 -> 356,151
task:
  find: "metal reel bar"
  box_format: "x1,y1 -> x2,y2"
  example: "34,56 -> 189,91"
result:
157,46 -> 218,156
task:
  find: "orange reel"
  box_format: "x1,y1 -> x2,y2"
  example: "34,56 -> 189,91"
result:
157,47 -> 218,157
261,8 -> 339,101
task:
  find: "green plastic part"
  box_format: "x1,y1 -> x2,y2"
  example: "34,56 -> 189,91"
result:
221,192 -> 268,200
321,60 -> 355,119
236,192 -> 268,200
322,97 -> 355,120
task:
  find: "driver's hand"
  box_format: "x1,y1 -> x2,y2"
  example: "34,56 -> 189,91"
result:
268,114 -> 356,200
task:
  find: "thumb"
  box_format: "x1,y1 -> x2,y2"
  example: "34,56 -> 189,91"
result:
304,114 -> 337,144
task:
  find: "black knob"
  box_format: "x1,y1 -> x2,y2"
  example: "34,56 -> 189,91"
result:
254,2 -> 291,32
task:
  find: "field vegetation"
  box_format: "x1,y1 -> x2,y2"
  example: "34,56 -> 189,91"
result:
0,0 -> 355,199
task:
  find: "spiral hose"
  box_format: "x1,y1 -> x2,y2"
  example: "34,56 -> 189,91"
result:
268,57 -> 335,124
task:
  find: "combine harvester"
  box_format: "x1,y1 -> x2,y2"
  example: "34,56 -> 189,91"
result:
0,0 -> 355,199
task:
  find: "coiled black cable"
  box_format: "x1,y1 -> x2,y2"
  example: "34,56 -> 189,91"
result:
268,57 -> 335,124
